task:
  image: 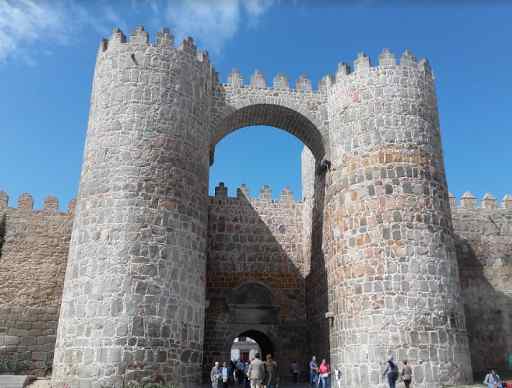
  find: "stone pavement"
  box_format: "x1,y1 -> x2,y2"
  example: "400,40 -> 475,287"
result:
0,375 -> 30,388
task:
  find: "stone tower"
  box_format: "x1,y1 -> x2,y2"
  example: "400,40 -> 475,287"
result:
51,27 -> 473,388
322,51 -> 473,387
52,27 -> 217,386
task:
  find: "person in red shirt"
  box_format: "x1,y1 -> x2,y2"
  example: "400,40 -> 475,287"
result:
318,359 -> 331,388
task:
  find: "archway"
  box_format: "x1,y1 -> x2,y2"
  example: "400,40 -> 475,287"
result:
230,330 -> 274,362
204,99 -> 325,383
211,103 -> 326,164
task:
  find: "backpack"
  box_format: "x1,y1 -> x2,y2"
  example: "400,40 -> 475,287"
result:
389,362 -> 399,380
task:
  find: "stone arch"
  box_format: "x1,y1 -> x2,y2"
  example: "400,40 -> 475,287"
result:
211,86 -> 328,162
230,281 -> 274,306
227,329 -> 276,359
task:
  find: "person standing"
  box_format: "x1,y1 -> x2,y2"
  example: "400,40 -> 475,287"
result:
401,360 -> 412,388
211,361 -> 222,388
264,353 -> 279,388
247,353 -> 266,388
222,361 -> 229,388
334,368 -> 342,388
309,356 -> 318,386
383,357 -> 399,388
483,369 -> 503,388
290,360 -> 300,383
318,359 -> 330,388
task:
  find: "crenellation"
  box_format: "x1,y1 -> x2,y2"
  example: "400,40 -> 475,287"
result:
272,73 -> 289,90
110,27 -> 127,46
503,194 -> 512,208
353,51 -> 371,71
378,48 -> 396,67
296,73 -> 312,92
155,27 -> 174,47
43,196 -> 59,212
17,193 -> 33,210
237,183 -> 250,199
250,69 -> 266,88
460,191 -> 477,209
227,68 -> 244,88
481,192 -> 497,209
0,191 -> 8,208
259,184 -> 272,202
335,62 -> 351,80
400,48 -> 417,66
178,36 -> 197,55
449,192 -> 512,210
214,182 -> 228,199
418,57 -> 432,74
67,198 -> 76,214
129,25 -> 149,45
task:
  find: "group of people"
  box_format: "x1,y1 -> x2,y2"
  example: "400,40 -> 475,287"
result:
308,356 -> 412,388
382,357 -> 412,388
211,353 -> 279,388
308,356 -> 335,388
213,353 -> 510,388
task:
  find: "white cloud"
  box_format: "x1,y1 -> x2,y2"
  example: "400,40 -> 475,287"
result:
0,0 -> 274,63
160,0 -> 274,53
0,0 -> 68,62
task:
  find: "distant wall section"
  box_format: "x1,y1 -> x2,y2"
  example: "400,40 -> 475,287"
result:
450,192 -> 512,377
0,192 -> 74,375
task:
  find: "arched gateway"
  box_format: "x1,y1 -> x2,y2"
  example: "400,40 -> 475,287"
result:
52,26 -> 473,388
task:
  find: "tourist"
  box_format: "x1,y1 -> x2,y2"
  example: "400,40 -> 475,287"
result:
383,357 -> 399,388
222,361 -> 230,388
334,368 -> 342,388
309,355 -> 319,386
247,353 -> 266,388
211,361 -> 222,388
318,359 -> 330,388
401,360 -> 412,388
483,369 -> 504,388
264,353 -> 279,388
290,360 -> 300,383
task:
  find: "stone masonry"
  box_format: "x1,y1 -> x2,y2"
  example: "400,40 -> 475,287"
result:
0,26 -> 510,388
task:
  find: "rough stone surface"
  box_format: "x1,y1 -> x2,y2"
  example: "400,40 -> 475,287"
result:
1,26 -> 508,388
203,184 -> 308,381
451,197 -> 512,375
0,196 -> 73,376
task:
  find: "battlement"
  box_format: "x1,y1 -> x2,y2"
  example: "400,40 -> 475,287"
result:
97,26 -> 216,78
320,48 -> 433,92
224,68 -> 317,94
0,191 -> 76,215
209,182 -> 300,206
449,192 -> 512,210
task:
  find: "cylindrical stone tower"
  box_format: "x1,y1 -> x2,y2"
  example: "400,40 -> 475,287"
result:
52,27 -> 216,387
323,50 -> 472,388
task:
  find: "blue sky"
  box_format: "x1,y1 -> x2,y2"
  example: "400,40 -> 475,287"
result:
0,0 -> 511,208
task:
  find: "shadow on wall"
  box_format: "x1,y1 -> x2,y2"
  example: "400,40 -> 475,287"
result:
203,184 -> 317,383
456,235 -> 512,380
305,167 -> 331,364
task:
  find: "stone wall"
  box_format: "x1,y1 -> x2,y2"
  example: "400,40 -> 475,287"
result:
0,192 -> 74,375
203,183 -> 309,381
450,192 -> 512,377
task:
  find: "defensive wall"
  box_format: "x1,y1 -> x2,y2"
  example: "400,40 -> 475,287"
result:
1,189 -> 511,382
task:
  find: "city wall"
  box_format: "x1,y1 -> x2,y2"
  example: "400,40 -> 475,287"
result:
0,189 -> 511,380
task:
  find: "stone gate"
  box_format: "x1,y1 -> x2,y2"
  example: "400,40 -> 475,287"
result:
6,25 -> 511,388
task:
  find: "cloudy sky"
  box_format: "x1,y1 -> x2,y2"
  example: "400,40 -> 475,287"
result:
0,0 -> 511,207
